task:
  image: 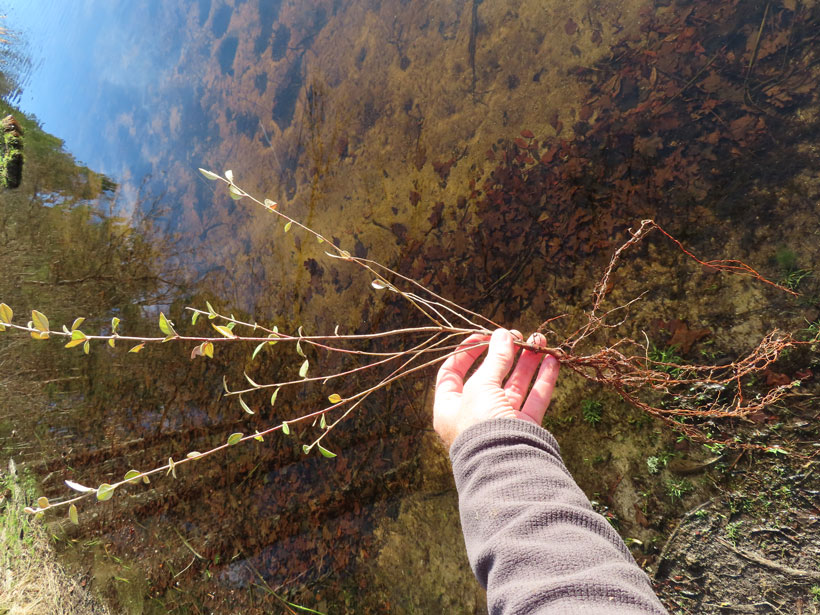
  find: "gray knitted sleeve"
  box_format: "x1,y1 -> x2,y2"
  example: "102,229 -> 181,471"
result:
450,418 -> 668,615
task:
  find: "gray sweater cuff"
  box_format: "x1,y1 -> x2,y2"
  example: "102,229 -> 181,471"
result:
449,418 -> 667,615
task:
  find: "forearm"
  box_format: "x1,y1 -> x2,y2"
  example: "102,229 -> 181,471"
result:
451,418 -> 667,615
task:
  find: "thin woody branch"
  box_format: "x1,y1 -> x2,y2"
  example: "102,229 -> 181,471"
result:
6,171 -> 813,520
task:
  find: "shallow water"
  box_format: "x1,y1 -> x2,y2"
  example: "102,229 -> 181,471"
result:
2,0 -> 819,612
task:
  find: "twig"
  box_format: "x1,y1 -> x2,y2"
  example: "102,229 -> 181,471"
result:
715,536 -> 820,581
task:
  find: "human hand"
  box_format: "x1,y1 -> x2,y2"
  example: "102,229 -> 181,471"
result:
433,328 -> 560,450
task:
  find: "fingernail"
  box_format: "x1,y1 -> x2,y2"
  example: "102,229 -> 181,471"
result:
510,329 -> 523,341
527,332 -> 545,346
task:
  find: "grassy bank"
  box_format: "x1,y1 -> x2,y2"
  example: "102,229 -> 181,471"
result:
0,460 -> 110,615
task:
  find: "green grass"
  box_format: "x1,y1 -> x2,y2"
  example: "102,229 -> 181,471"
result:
581,399 -> 603,425
725,521 -> 743,544
0,460 -> 39,566
665,478 -> 693,501
0,459 -> 112,614
649,344 -> 686,377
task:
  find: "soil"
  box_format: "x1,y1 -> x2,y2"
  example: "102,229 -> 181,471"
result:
655,437 -> 820,614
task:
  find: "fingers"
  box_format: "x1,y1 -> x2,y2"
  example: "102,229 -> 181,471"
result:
435,333 -> 489,398
519,354 -> 560,425
475,328 -> 516,386
503,332 -> 546,410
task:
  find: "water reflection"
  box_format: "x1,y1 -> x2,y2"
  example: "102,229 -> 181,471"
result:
2,0 -> 820,612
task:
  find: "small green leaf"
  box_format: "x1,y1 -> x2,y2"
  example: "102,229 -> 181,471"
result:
212,324 -> 236,338
298,359 -> 309,378
111,317 -> 120,332
30,329 -> 49,340
70,317 -> 85,331
253,433 -> 264,442
0,303 -> 13,324
69,504 -> 79,525
206,301 -> 217,319
320,414 -> 327,429
284,221 -> 292,232
65,338 -> 85,349
317,443 -> 337,458
227,432 -> 243,446
96,484 -> 115,501
159,312 -> 175,336
70,329 -> 86,340
83,340 -> 90,355
252,341 -> 267,360
203,341 -> 214,358
239,396 -> 254,415
228,185 -> 244,200
198,168 -> 221,181
244,372 -> 261,388
270,387 -> 280,406
226,321 -> 236,330
223,375 -> 230,393
108,338 -> 116,348
129,343 -> 144,353
191,311 -> 200,325
264,198 -> 277,209
37,496 -> 49,509
225,169 -> 234,182
187,451 -> 202,459
142,475 -> 150,484
32,310 -> 49,332
124,470 -> 141,484
296,339 -> 306,357
281,421 -> 290,435
328,393 -> 342,404
302,444 -> 311,454
317,236 -> 324,244
167,457 -> 177,479
65,480 -> 95,493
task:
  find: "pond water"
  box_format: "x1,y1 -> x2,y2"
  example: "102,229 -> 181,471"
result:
2,0 -> 819,613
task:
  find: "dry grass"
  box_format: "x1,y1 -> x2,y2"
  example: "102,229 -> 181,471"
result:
0,460 -> 111,615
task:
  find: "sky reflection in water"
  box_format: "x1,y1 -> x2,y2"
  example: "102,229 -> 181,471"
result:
3,1 -> 190,202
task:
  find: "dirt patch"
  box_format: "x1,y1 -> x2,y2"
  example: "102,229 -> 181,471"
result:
655,433 -> 820,613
